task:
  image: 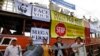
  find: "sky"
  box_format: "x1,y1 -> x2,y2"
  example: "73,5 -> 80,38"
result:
65,0 -> 100,20
25,0 -> 100,20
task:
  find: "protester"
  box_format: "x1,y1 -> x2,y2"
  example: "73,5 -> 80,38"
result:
26,39 -> 35,51
0,51 -> 3,56
4,39 -> 22,56
23,38 -> 43,56
23,38 -> 35,56
52,36 -> 66,56
42,38 -> 52,56
71,37 -> 87,56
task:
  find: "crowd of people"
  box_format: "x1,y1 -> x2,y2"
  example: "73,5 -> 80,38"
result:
3,36 -> 87,56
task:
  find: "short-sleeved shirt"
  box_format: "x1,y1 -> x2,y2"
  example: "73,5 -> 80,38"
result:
42,45 -> 50,56
4,45 -> 22,56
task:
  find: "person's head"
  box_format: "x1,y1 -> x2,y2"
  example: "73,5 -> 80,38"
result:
12,39 -> 17,46
56,36 -> 62,43
29,38 -> 33,45
75,36 -> 83,44
43,38 -> 47,45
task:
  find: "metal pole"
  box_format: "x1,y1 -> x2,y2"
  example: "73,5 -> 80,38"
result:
30,3 -> 33,17
22,19 -> 26,35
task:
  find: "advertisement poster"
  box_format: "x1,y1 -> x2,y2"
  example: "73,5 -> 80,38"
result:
51,10 -> 85,38
31,27 -> 49,44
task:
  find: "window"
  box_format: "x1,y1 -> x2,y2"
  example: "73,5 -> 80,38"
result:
25,32 -> 30,36
2,38 -> 11,45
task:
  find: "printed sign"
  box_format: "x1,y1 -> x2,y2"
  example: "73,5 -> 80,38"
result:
14,0 -> 32,16
51,0 -> 75,10
55,23 -> 66,36
32,6 -> 50,22
31,28 -> 49,44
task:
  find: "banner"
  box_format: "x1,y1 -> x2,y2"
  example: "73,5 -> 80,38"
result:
31,28 -> 49,44
51,0 -> 75,10
14,0 -> 32,16
51,10 -> 85,38
32,6 -> 50,22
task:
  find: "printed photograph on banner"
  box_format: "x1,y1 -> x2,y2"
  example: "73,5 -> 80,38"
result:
31,27 -> 49,44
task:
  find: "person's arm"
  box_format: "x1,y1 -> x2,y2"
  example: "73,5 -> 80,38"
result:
71,44 -> 78,53
83,45 -> 87,56
19,45 -> 22,56
78,43 -> 84,47
18,45 -> 22,56
72,47 -> 78,53
41,45 -> 44,56
60,43 -> 68,49
4,47 -> 9,56
51,45 -> 56,56
48,45 -> 53,56
52,45 -> 60,50
25,44 -> 29,51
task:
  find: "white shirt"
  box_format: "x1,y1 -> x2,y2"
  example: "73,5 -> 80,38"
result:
71,42 -> 87,56
4,45 -> 22,56
57,43 -> 63,56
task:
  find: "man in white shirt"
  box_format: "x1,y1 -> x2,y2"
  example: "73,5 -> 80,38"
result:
4,39 -> 22,56
71,37 -> 87,56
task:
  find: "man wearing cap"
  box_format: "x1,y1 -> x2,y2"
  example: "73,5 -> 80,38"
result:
4,39 -> 22,56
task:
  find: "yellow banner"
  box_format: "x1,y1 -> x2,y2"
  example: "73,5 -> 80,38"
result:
51,10 -> 85,38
